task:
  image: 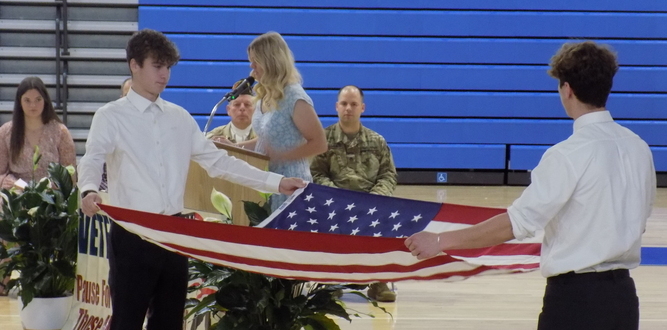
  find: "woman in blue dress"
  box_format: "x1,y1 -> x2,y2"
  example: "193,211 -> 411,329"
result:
236,32 -> 327,211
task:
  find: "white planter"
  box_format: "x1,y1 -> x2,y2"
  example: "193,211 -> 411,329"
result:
19,295 -> 73,330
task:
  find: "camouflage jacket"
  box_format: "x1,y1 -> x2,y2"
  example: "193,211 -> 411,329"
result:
205,123 -> 256,143
311,123 -> 397,196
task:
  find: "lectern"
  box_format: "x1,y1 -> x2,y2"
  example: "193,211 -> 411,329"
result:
184,142 -> 270,226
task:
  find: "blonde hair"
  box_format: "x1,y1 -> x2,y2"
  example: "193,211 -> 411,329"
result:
248,32 -> 302,111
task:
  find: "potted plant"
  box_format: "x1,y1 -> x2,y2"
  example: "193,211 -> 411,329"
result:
185,190 -> 388,330
0,152 -> 79,329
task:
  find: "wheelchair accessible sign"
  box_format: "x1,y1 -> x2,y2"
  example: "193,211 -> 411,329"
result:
436,172 -> 448,183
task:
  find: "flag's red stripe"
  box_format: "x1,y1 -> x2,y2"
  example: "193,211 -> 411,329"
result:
103,205 -> 539,257
433,203 -> 506,225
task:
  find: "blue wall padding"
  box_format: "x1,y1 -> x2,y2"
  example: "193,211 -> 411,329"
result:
390,144 -> 505,169
145,1 -> 667,172
162,89 -> 667,120
640,247 -> 667,265
139,0 -> 667,12
193,116 -> 666,146
167,62 -> 667,92
140,7 -> 667,39
510,145 -> 667,172
167,34 -> 667,67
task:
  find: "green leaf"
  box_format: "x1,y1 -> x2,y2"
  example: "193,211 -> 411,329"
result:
0,220 -> 18,242
48,163 -> 74,199
185,293 -> 218,319
20,285 -> 36,308
309,301 -> 350,322
67,191 -> 79,215
52,259 -> 76,278
13,223 -> 31,241
216,283 -> 249,311
211,188 -> 233,219
35,178 -> 50,192
301,314 -> 341,330
32,146 -> 41,172
242,200 -> 269,226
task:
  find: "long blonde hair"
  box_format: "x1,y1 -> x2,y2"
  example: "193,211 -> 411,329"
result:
248,32 -> 302,111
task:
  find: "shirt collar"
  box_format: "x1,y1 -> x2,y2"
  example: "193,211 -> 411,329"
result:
230,122 -> 252,136
126,88 -> 166,113
573,110 -> 613,133
332,122 -> 364,143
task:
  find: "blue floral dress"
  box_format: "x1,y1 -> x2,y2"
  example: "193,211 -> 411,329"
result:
252,83 -> 314,211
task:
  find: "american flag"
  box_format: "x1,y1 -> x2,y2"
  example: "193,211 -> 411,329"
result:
99,184 -> 541,283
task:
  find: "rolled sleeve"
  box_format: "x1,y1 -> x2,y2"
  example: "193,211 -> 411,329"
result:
506,148 -> 578,241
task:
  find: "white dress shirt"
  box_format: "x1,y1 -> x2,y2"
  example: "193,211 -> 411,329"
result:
507,111 -> 656,278
78,89 -> 282,215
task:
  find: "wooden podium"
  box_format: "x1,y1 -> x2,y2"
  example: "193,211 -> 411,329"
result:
183,142 -> 269,226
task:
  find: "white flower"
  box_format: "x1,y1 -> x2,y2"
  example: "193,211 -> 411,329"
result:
211,188 -> 232,219
27,206 -> 39,216
65,165 -> 76,176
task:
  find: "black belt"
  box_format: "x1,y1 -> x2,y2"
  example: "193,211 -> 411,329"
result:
547,269 -> 630,284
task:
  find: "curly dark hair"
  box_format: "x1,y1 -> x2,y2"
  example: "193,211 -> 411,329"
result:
548,41 -> 618,108
10,77 -> 60,163
126,29 -> 180,68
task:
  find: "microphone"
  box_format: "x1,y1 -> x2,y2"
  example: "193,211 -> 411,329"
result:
224,76 -> 255,101
203,77 -> 256,134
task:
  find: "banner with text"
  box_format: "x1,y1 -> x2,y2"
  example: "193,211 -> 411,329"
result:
63,212 -> 113,330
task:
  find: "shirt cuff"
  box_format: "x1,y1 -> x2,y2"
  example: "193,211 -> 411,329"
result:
507,205 -> 530,241
265,172 -> 283,193
79,184 -> 99,196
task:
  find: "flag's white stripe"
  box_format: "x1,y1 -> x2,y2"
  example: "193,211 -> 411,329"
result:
119,221 -> 538,268
144,238 -> 532,282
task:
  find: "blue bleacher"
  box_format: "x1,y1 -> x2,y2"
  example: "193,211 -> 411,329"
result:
140,7 -> 667,39
168,62 -> 667,93
194,116 -> 666,146
139,0 -> 667,11
167,34 -> 667,66
163,89 -> 667,120
142,1 -> 667,177
510,146 -> 667,172
139,0 -> 667,12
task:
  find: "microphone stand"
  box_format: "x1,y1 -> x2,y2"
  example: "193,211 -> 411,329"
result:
202,77 -> 254,134
202,95 -> 232,134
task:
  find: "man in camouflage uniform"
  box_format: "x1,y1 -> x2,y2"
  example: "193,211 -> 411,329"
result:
206,79 -> 257,144
311,85 -> 398,302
